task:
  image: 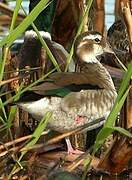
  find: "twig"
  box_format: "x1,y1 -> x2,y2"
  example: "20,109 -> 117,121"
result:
0,130 -> 50,151
121,1 -> 132,53
65,150 -> 91,172
0,118 -> 104,156
0,67 -> 42,87
94,0 -> 105,34
121,1 -> 132,128
0,143 -> 61,158
0,76 -> 19,86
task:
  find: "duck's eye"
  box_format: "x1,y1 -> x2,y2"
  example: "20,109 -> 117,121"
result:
95,38 -> 100,43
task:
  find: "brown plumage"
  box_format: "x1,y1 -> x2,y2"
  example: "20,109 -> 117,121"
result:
16,31 -> 117,154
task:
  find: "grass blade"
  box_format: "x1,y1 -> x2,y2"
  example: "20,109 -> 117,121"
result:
9,0 -> 22,32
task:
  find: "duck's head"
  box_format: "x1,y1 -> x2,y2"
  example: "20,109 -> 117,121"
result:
75,31 -> 113,63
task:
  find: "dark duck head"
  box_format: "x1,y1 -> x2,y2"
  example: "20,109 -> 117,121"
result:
15,31 -> 117,154
17,30 -> 75,73
18,30 -> 51,70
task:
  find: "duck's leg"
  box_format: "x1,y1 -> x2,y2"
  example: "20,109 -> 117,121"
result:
65,137 -> 84,155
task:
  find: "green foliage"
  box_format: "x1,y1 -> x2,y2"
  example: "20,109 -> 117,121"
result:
0,0 -> 131,178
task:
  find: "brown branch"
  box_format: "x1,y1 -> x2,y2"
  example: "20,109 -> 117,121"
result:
121,1 -> 132,53
0,15 -> 12,25
0,118 -> 104,155
0,143 -> 62,158
94,0 -> 105,34
121,1 -> 132,128
0,76 -> 19,87
115,0 -> 121,20
0,130 -> 50,151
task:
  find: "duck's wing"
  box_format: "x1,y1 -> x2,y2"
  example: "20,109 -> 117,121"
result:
31,72 -> 102,97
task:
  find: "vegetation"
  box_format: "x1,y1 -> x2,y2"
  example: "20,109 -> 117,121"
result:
0,0 -> 131,179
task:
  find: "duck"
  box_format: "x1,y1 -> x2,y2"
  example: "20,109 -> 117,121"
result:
107,19 -> 131,66
108,19 -> 129,53
17,30 -> 75,73
15,31 -> 117,154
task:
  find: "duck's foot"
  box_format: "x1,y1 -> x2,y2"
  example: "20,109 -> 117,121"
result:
68,148 -> 84,155
65,137 -> 84,155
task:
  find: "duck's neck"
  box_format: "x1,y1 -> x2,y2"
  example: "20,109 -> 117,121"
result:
79,58 -> 116,90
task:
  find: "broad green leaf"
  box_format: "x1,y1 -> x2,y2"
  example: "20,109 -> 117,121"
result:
94,126 -> 132,153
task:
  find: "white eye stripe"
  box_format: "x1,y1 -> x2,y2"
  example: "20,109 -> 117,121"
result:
82,34 -> 102,41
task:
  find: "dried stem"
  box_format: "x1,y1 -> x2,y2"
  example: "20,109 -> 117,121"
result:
121,1 -> 132,53
121,1 -> 132,128
0,130 -> 50,151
